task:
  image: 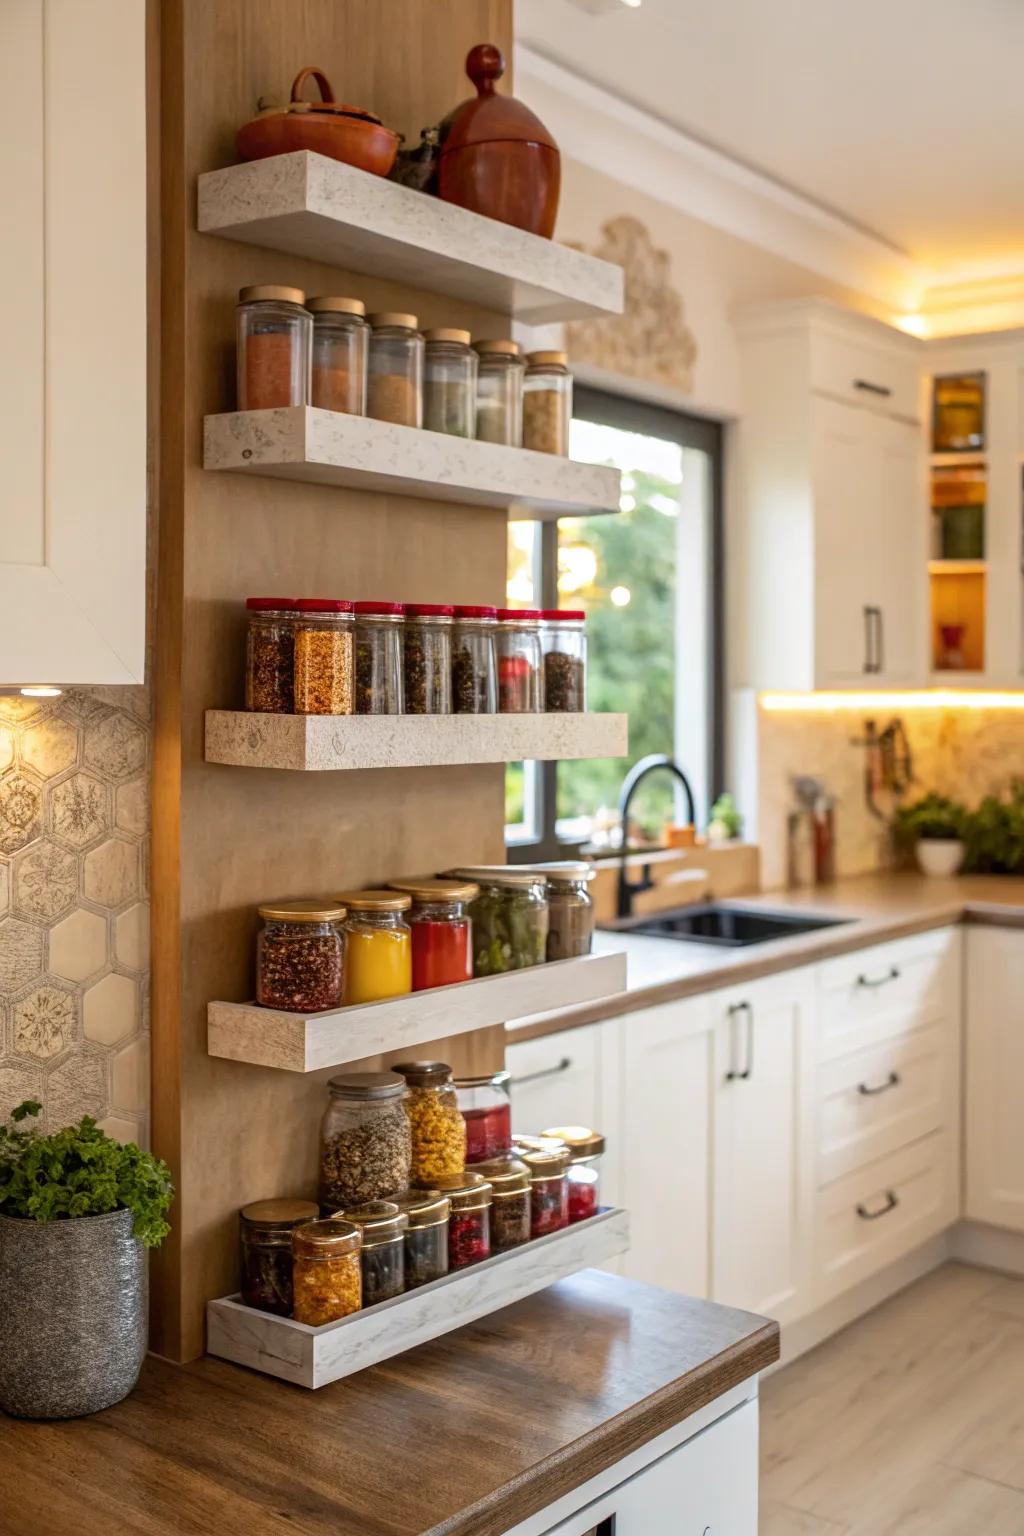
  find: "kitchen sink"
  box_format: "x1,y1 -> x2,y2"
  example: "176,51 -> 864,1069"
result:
623,902 -> 850,947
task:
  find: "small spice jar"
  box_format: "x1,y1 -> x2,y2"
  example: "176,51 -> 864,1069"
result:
474,1157 -> 531,1251
452,606 -> 498,714
236,285 -> 311,410
523,350 -> 572,456
354,601 -> 405,714
495,608 -> 542,713
291,1218 -> 362,1326
403,604 -> 454,715
320,1070 -> 412,1210
367,312 -> 424,427
446,867 -> 549,975
524,862 -> 595,960
541,610 -> 587,712
255,900 -> 346,1013
389,878 -> 477,991
393,1060 -> 467,1184
338,1201 -> 407,1306
521,1143 -> 571,1237
423,328 -> 477,438
239,1198 -> 319,1315
432,1173 -> 492,1270
454,1069 -> 512,1163
541,1126 -> 605,1223
391,1189 -> 451,1289
309,295 -> 369,415
474,339 -> 524,445
336,891 -> 412,1004
245,597 -> 298,714
293,598 -> 355,715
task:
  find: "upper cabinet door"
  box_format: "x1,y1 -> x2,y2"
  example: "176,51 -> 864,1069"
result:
0,0 -> 147,684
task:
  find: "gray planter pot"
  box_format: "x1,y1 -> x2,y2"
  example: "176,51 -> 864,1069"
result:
0,1206 -> 147,1419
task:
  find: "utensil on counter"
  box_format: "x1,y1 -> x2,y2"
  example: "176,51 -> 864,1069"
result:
237,67 -> 401,177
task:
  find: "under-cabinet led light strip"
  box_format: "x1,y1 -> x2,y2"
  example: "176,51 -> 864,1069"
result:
760,690 -> 1024,712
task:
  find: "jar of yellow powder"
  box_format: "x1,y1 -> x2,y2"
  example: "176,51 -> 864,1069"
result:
336,890 -> 412,1004
392,1060 -> 467,1184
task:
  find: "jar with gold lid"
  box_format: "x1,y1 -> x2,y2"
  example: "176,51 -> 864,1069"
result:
308,295 -> 368,415
541,1125 -> 605,1223
432,1172 -> 493,1269
335,889 -> 412,1004
392,1060 -> 467,1183
291,1218 -> 362,1325
390,1189 -> 451,1288
473,1157 -> 530,1250
389,877 -> 477,990
239,1198 -> 319,1315
424,328 -> 477,438
474,339 -> 524,445
236,284 -> 311,410
337,1200 -> 408,1305
521,1143 -> 571,1237
255,899 -> 346,1013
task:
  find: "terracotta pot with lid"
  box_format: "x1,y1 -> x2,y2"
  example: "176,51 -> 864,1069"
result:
237,66 -> 401,178
438,44 -> 560,238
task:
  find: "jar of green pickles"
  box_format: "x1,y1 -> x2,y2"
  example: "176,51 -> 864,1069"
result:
446,866 -> 548,975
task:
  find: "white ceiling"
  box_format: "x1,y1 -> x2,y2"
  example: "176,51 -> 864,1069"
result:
516,0 -> 1024,280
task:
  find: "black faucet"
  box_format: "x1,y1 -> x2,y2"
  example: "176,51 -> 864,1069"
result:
616,754 -> 697,919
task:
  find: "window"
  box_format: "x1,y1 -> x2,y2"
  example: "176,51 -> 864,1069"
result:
505,387 -> 723,857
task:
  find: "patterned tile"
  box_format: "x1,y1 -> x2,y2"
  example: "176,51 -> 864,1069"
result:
50,772 -> 110,849
0,1059 -> 44,1116
83,836 -> 139,910
0,917 -> 44,994
0,727 -> 14,774
115,777 -> 148,838
19,717 -> 79,779
0,772 -> 43,855
13,983 -> 77,1060
83,712 -> 147,783
46,1044 -> 107,1126
13,838 -> 79,921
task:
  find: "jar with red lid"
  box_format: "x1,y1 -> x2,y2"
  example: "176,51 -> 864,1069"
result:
452,606 -> 497,713
432,1173 -> 492,1269
403,603 -> 453,714
541,1125 -> 605,1223
245,597 -> 298,714
389,878 -> 477,991
354,600 -> 405,713
541,610 -> 587,711
455,1070 -> 512,1163
521,1143 -> 571,1236
293,598 -> 354,715
495,609 -> 542,713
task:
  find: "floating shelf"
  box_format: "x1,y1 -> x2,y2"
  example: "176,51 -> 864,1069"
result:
208,951 -> 627,1073
197,152 -> 623,323
204,710 -> 628,773
930,451 -> 987,467
207,1206 -> 630,1389
204,408 -> 621,520
928,559 -> 986,576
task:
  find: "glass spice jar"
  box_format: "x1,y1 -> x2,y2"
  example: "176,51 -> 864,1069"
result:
236,285 -> 311,410
255,900 -> 346,1013
403,604 -> 454,715
495,609 -> 542,713
521,1144 -> 571,1237
309,295 -> 368,415
452,606 -> 498,714
245,597 -> 298,714
367,312 -> 424,427
338,1201 -> 407,1306
541,1126 -> 605,1223
523,350 -> 572,456
541,610 -> 587,711
320,1070 -> 411,1210
390,1190 -> 450,1289
291,1218 -> 362,1326
239,1198 -> 319,1315
432,1173 -> 492,1270
354,601 -> 405,714
392,1060 -> 467,1184
389,878 -> 477,991
454,1070 -> 512,1164
423,328 -> 477,438
473,1157 -> 531,1251
520,862 -> 595,960
474,339 -> 524,446
336,891 -> 412,1004
446,867 -> 549,975
292,598 -> 355,715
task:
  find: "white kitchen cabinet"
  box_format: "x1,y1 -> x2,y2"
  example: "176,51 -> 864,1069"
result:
507,1021 -> 622,1204
966,926 -> 1024,1231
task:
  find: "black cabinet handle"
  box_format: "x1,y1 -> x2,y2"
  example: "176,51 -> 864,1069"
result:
857,1190 -> 899,1220
726,1001 -> 754,1081
510,1056 -> 571,1086
854,378 -> 893,398
874,607 -> 885,672
858,1070 -> 901,1097
857,965 -> 900,989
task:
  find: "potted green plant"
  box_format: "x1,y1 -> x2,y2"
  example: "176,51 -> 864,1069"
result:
0,1101 -> 173,1419
893,792 -> 967,877
962,779 -> 1024,874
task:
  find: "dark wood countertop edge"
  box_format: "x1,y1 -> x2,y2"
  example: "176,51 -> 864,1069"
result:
428,1319 -> 780,1536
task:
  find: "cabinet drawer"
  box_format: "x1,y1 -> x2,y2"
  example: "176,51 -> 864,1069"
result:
816,929 -> 957,1062
810,328 -> 920,420
507,1026 -> 600,1134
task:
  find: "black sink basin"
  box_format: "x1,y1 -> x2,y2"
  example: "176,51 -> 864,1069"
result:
623,903 -> 850,947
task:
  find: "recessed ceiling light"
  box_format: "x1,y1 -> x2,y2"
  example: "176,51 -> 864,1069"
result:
565,0 -> 641,13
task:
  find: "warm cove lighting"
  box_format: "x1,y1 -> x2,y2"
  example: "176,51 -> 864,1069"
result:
760,690 -> 1024,712
18,686 -> 62,698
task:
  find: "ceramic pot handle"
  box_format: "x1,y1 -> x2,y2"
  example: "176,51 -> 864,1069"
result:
466,43 -> 504,95
290,66 -> 336,106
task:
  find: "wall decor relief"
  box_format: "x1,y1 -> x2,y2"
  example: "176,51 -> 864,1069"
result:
565,215 -> 698,392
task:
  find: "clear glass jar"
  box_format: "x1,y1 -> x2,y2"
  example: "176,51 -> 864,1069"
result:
239,1198 -> 319,1315
446,867 -> 549,975
367,312 -> 423,427
520,862 -> 595,960
392,1060 -> 467,1184
320,1070 -> 411,1209
452,606 -> 498,714
523,350 -> 572,456
496,608 -> 542,713
309,295 -> 369,415
474,1157 -> 531,1251
336,891 -> 412,1004
474,340 -> 524,445
541,610 -> 587,712
541,1126 -> 605,1223
255,900 -> 346,1013
236,284 -> 311,410
423,328 -> 477,438
338,1201 -> 407,1306
245,597 -> 298,714
389,878 -> 477,991
403,604 -> 453,715
292,598 -> 354,715
354,601 -> 405,713
391,1190 -> 450,1289
522,1144 -> 571,1237
291,1218 -> 362,1326
432,1173 -> 492,1269
453,1069 -> 513,1163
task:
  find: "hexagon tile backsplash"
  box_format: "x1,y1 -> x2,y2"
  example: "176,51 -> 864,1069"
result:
0,686 -> 150,1145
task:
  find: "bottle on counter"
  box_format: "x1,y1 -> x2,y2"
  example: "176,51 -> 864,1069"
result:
474,339 -> 524,445
320,1070 -> 411,1210
540,610 -> 587,712
245,597 -> 298,714
392,1060 -> 467,1184
353,601 -> 406,714
236,285 -> 311,410
239,1198 -> 319,1316
451,606 -> 498,714
337,1201 -> 408,1306
308,296 -> 369,415
454,1069 -> 512,1163
335,890 -> 412,1004
255,900 -> 347,1013
495,609 -> 542,713
390,1189 -> 451,1289
423,328 -> 477,438
540,1126 -> 605,1222
292,598 -> 355,715
367,313 -> 424,427
431,1172 -> 493,1270
522,351 -> 572,455
403,603 -> 454,715
291,1218 -> 362,1326
388,877 -> 477,991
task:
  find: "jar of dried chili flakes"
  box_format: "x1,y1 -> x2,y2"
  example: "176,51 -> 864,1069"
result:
521,1143 -> 571,1238
541,1125 -> 605,1223
255,900 -> 346,1013
432,1172 -> 492,1269
245,597 -> 298,714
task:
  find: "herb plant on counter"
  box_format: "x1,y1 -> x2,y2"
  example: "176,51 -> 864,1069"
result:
893,792 -> 967,846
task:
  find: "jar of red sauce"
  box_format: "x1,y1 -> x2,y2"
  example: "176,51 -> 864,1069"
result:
389,878 -> 478,992
541,1125 -> 605,1223
456,1070 -> 512,1163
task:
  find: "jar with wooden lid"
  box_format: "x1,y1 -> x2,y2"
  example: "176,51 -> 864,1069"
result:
293,598 -> 354,715
452,606 -> 498,714
541,610 -> 587,711
446,866 -> 549,975
309,295 -> 368,415
521,1143 -> 571,1237
403,603 -> 453,715
354,600 -> 405,713
236,285 -> 311,410
473,1157 -> 530,1251
519,861 -> 595,960
320,1070 -> 411,1209
432,1173 -> 493,1269
541,1125 -> 605,1223
245,597 -> 298,714
255,900 -> 346,1013
424,328 -> 477,438
474,339 -> 524,445
239,1198 -> 319,1315
390,1189 -> 450,1289
389,877 -> 477,991
367,312 -> 423,427
291,1218 -> 362,1326
453,1068 -> 512,1163
523,351 -> 572,455
392,1060 -> 467,1183
335,890 -> 412,1004
337,1201 -> 408,1306
495,608 -> 542,713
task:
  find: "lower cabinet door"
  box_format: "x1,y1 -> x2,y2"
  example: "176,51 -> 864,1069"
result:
966,926 -> 1024,1232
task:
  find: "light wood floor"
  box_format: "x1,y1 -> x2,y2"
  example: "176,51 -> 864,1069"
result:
760,1263 -> 1024,1535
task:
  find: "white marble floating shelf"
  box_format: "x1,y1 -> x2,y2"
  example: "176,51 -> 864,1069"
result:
203,408 -> 622,520
197,152 -> 623,323
204,710 -> 629,773
207,1206 -> 630,1388
207,951 -> 628,1073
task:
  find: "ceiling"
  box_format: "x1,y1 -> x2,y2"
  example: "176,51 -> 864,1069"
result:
516,0 -> 1024,281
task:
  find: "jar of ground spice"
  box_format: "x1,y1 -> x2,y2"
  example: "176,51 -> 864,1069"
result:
255,900 -> 346,1013
391,1190 -> 450,1289
291,1218 -> 362,1326
523,351 -> 572,455
389,878 -> 476,991
423,328 -> 477,438
474,339 -> 524,446
354,601 -> 405,713
239,1198 -> 319,1315
495,608 -> 542,713
320,1071 -> 412,1210
293,598 -> 354,715
236,285 -> 311,410
432,1173 -> 492,1270
392,1060 -> 467,1184
452,606 -> 498,714
521,861 -> 595,960
541,1125 -> 605,1223
336,891 -> 412,1005
403,604 -> 453,714
473,1157 -> 531,1251
367,313 -> 424,427
245,597 -> 298,713
522,1143 -> 571,1237
541,610 -> 587,711
309,296 -> 369,415
338,1201 -> 407,1307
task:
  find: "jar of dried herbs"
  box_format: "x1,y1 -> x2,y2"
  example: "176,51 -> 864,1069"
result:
367,313 -> 423,427
337,1201 -> 407,1306
452,606 -> 498,714
432,1173 -> 493,1270
255,901 -> 346,1013
446,867 -> 548,976
540,610 -> 587,711
293,598 -> 354,715
541,1125 -> 605,1223
354,601 -> 405,713
309,295 -> 368,415
473,1157 -> 530,1251
495,608 -> 542,713
424,328 -> 477,438
391,1190 -> 450,1289
239,1198 -> 319,1315
521,1144 -> 571,1238
245,597 -> 298,714
392,1060 -> 467,1184
320,1071 -> 412,1209
403,603 -> 453,714
236,285 -> 311,410
291,1218 -> 362,1326
523,351 -> 572,456
519,862 -> 595,960
474,340 -> 524,445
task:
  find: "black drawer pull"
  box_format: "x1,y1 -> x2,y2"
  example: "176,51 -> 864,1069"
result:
854,378 -> 893,397
858,1070 -> 901,1097
857,1190 -> 899,1221
510,1056 -> 571,1086
857,965 -> 900,989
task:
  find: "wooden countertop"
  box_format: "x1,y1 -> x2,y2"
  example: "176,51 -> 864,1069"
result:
0,1271 -> 777,1536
